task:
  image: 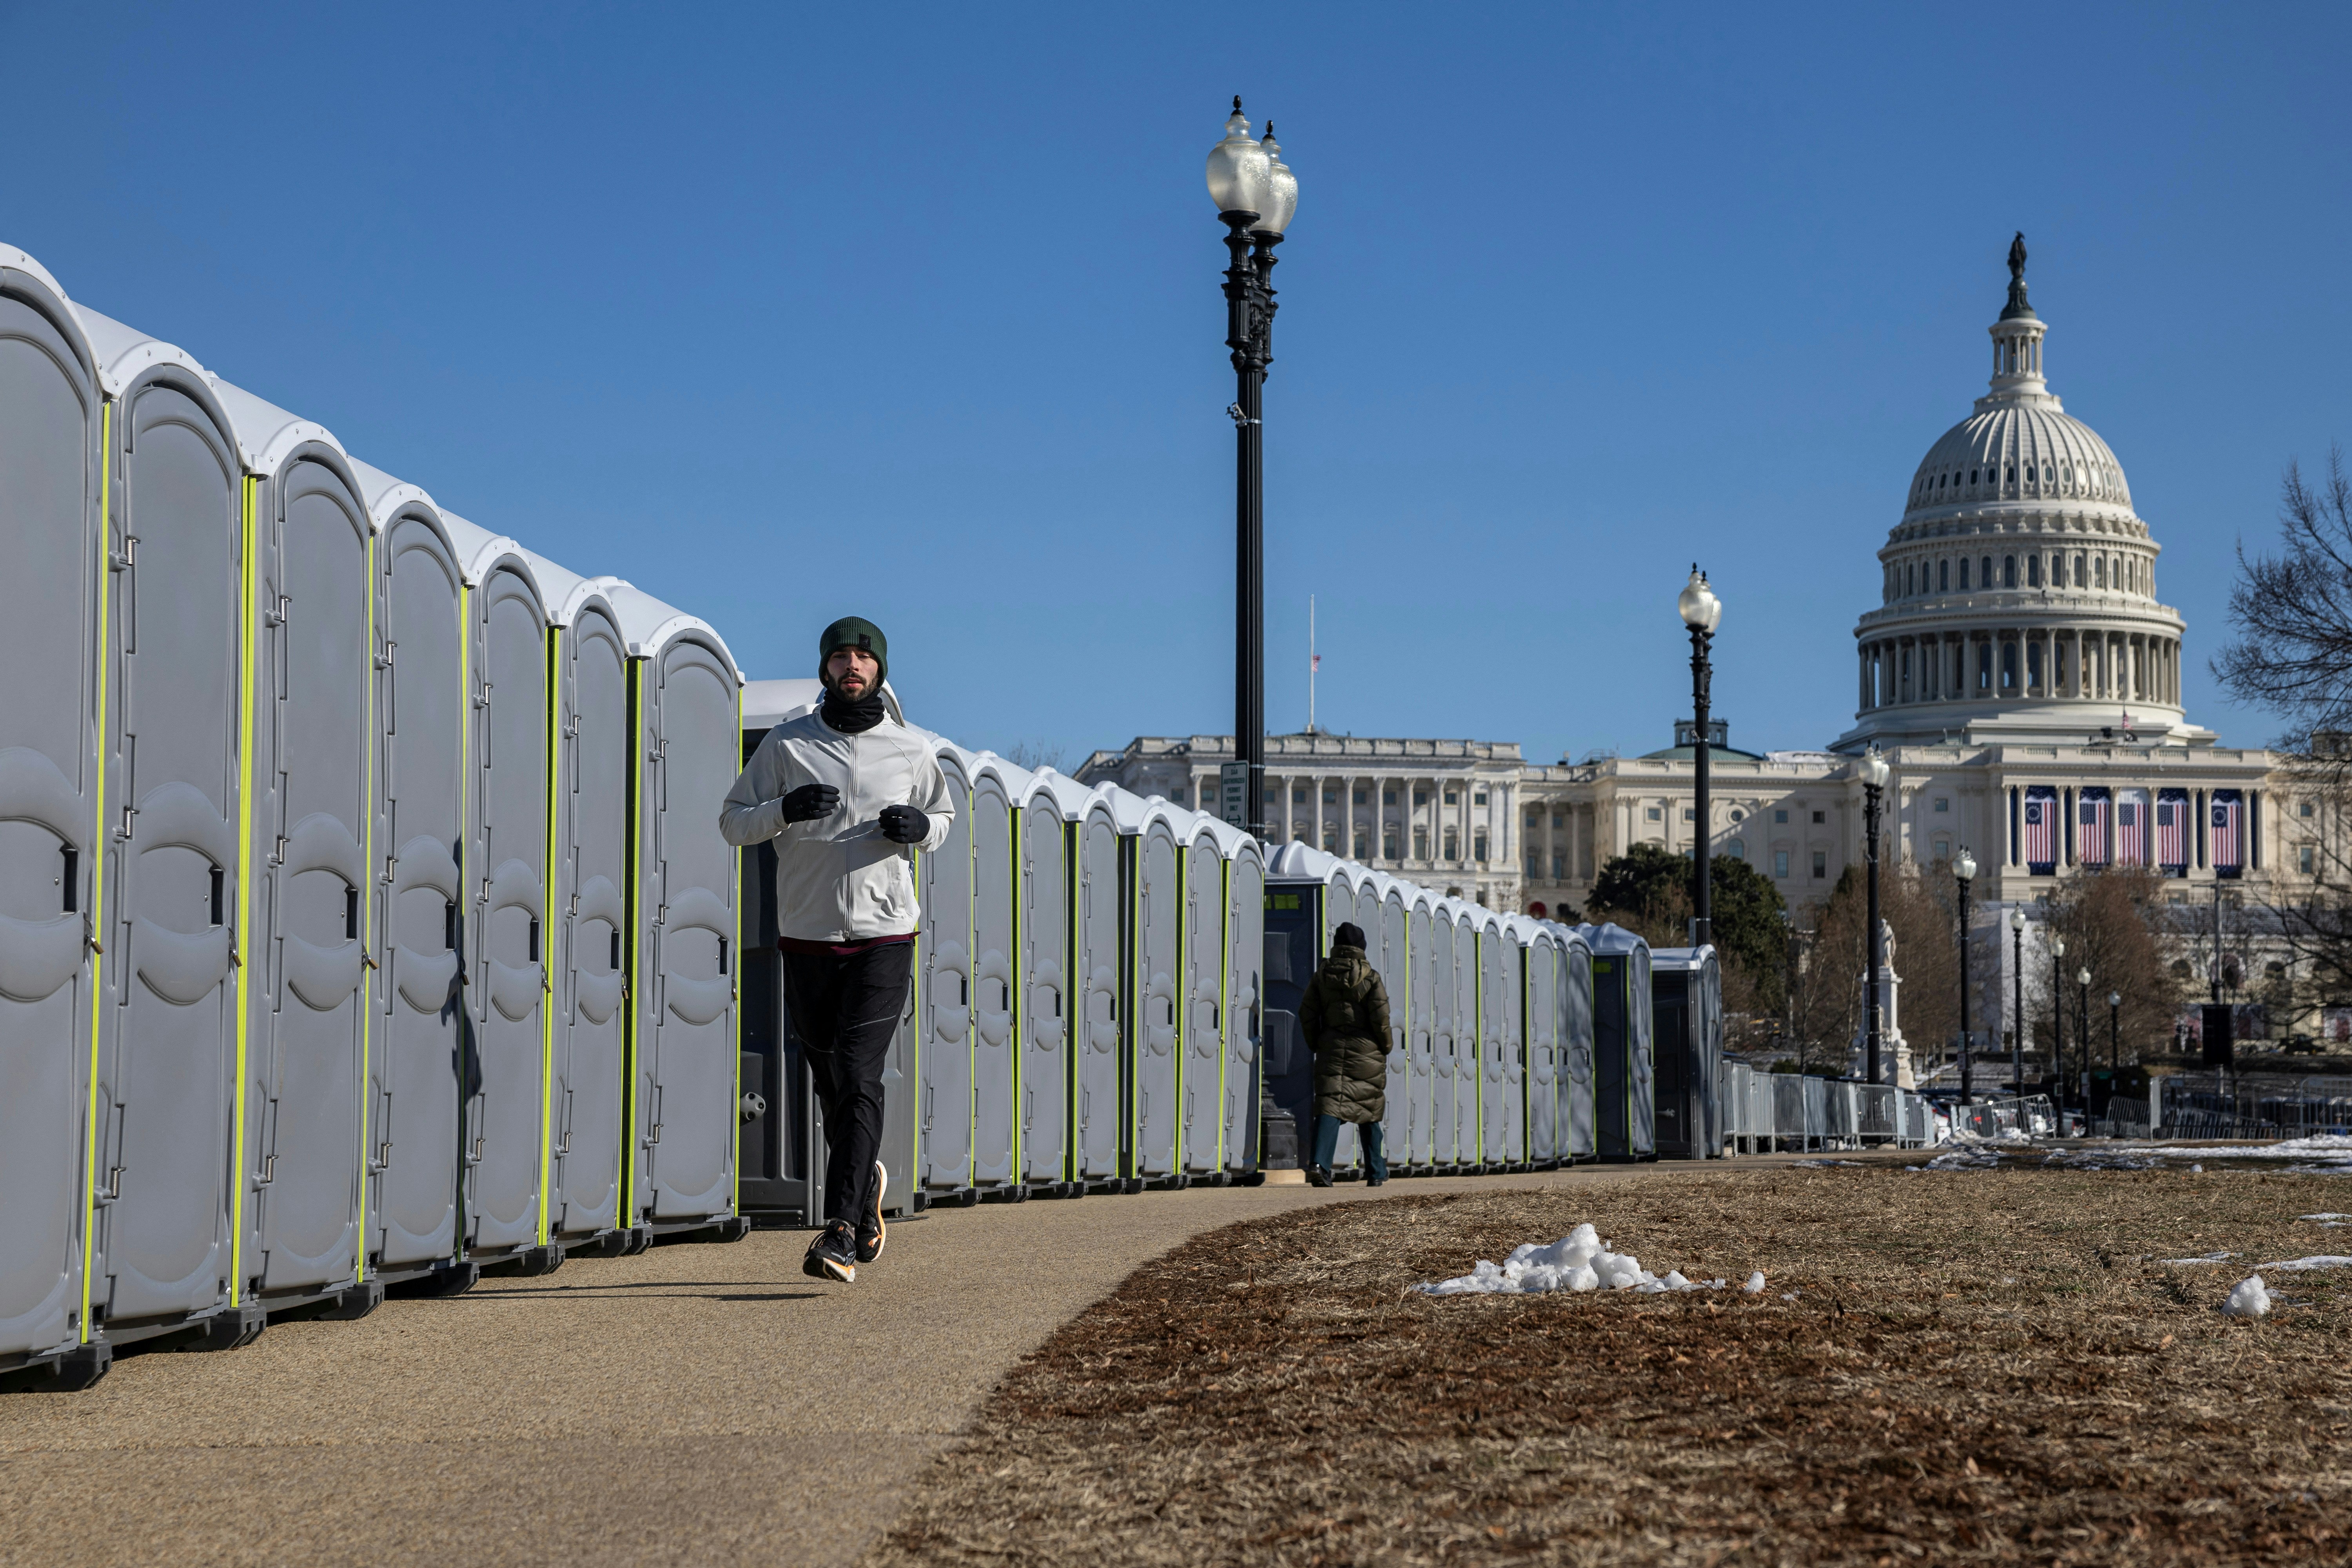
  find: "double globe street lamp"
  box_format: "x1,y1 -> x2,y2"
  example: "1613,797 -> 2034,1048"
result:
1679,568 -> 1722,947
1206,99 -> 1298,839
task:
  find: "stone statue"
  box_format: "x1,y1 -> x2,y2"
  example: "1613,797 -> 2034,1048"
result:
1849,918 -> 1917,1088
2002,232 -> 2033,321
2007,231 -> 2027,284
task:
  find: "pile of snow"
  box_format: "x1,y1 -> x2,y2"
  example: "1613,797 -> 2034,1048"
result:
1913,1146 -> 2002,1172
1742,1271 -> 1766,1294
1414,1223 -> 1731,1297
2162,1251 -> 2234,1266
2298,1213 -> 2352,1227
2256,1254 -> 2352,1272
2224,1275 -> 2272,1318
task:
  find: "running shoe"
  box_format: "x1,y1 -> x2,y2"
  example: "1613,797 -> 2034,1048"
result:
803,1220 -> 857,1283
1306,1165 -> 1332,1188
856,1160 -> 887,1264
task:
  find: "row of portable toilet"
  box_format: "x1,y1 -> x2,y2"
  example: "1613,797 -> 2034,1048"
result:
1254,844 -> 1724,1173
735,720 -> 1269,1223
2,243 -> 748,1391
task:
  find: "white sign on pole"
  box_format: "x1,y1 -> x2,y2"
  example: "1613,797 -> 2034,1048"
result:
1220,761 -> 1250,830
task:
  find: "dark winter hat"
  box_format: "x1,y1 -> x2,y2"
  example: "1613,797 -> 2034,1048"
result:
1333,922 -> 1367,951
817,616 -> 888,686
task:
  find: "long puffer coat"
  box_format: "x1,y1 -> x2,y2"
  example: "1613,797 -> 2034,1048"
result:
1300,943 -> 1392,1124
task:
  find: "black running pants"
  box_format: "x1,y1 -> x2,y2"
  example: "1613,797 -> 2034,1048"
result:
782,941 -> 913,1227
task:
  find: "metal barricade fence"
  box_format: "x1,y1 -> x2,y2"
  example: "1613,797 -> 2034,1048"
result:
1857,1083 -> 1897,1144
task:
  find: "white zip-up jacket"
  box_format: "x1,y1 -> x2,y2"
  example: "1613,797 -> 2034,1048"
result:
719,708 -> 956,942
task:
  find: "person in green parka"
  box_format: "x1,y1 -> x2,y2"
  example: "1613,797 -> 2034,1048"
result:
1299,922 -> 1392,1187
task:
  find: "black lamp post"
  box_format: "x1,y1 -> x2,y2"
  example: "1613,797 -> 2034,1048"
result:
1679,568 -> 1722,947
1955,846 -> 1977,1104
2077,965 -> 2091,1112
2109,989 -> 2122,1072
1860,746 -> 1890,1083
2049,932 -> 2067,1115
1206,99 -> 1297,840
2009,906 -> 2027,1096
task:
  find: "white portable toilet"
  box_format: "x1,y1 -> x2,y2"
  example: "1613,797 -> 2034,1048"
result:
1372,873 -> 1412,1169
437,513 -> 557,1269
1111,791 -> 1186,1187
0,258 -> 115,1385
207,374 -> 379,1323
346,461 -> 469,1291
1178,813 -> 1227,1181
918,739 -> 976,1203
76,307 -> 254,1362
1404,884 -> 1438,1172
1474,907 -> 1510,1168
966,752 -> 1031,1197
515,548 -> 633,1253
1555,922 -> 1597,1161
1447,901 -> 1482,1170
605,583 -> 745,1241
1425,896 -> 1460,1172
1497,915 -> 1535,1168
1213,818 -> 1265,1180
1523,922 -> 1558,1165
1073,785 -> 1124,1189
1016,769 -> 1091,1196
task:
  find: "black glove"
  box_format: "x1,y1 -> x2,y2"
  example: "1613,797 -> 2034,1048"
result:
878,803 -> 929,844
780,782 -> 841,824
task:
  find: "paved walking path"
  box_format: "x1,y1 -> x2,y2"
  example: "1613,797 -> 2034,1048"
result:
0,1159 -> 1834,1566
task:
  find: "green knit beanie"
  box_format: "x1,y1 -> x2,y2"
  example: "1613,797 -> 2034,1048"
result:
817,615 -> 888,687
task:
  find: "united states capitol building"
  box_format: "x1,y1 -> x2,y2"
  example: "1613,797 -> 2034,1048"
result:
1081,244 -> 2290,922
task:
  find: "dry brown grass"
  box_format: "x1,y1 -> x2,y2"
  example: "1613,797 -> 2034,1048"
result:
863,1165 -> 2352,1566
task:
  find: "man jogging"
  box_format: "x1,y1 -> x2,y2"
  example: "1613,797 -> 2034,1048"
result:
721,617 -> 953,1282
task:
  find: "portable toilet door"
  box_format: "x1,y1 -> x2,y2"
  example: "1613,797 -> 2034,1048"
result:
1476,908 -> 1511,1168
1583,923 -> 1656,1161
1258,868 -> 1323,1174
1526,927 -> 1560,1166
1450,904 -> 1481,1170
82,313 -> 250,1357
1073,786 -> 1122,1187
347,461 -> 466,1289
1016,771 -> 1085,1194
1114,793 -> 1184,1185
0,267 -> 108,1386
918,740 -> 974,1201
1425,897 -> 1458,1171
1179,816 -> 1226,1178
1696,947 -> 1724,1156
1559,925 -> 1596,1160
209,376 -> 377,1317
439,514 -> 554,1267
517,548 -> 631,1250
1321,863 -> 1362,1173
1405,887 -> 1437,1171
1377,877 -> 1412,1169
1217,823 -> 1265,1178
1649,953 -> 1693,1158
966,753 -> 1025,1195
610,585 -> 744,1238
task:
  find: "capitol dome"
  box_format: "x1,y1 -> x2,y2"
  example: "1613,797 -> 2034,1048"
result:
1835,237 -> 2207,753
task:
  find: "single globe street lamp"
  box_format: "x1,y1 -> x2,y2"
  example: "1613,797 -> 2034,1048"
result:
2077,965 -> 2092,1111
1206,98 -> 1297,840
2009,906 -> 2028,1097
1679,567 -> 1722,946
2050,933 -> 2067,1121
2109,989 -> 2123,1073
1954,847 -> 1977,1104
1860,746 -> 1891,1084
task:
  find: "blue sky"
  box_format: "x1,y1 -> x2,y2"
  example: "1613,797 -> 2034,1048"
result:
8,3 -> 2347,767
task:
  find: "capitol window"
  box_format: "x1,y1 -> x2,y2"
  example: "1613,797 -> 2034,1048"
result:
2027,556 -> 2042,587
1958,558 -> 1970,589
2003,555 -> 2016,588
1940,559 -> 1950,591
1473,791 -> 1487,806
1775,809 -> 1789,823
1646,806 -> 1663,822
1981,555 -> 1994,585
1414,827 -> 1428,858
2073,552 -> 2085,585
2094,556 -> 2105,588
1727,839 -> 1746,860
1474,831 -> 1489,863
1443,790 -> 1457,806
1935,797 -> 1949,812
1444,829 -> 1459,860
1812,810 -> 1825,824
1774,850 -> 1790,879
1812,850 -> 1828,879
1383,788 -> 1397,805
1385,830 -> 1399,860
